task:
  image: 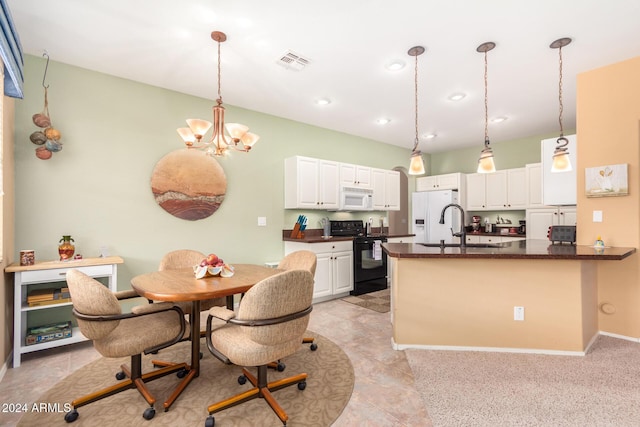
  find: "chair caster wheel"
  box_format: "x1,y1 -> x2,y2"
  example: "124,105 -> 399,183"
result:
298,380 -> 307,390
177,368 -> 187,378
115,371 -> 126,380
143,407 -> 155,420
64,409 -> 79,423
310,343 -> 318,351
276,361 -> 286,372
205,415 -> 216,427
238,375 -> 247,385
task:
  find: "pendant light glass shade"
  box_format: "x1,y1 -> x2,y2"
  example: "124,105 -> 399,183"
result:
407,46 -> 426,176
409,151 -> 425,175
477,140 -> 496,173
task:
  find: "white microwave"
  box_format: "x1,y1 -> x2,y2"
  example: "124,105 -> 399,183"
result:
340,186 -> 373,211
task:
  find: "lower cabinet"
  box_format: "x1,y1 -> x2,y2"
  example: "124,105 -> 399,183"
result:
386,237 -> 414,286
284,240 -> 353,302
465,235 -> 525,244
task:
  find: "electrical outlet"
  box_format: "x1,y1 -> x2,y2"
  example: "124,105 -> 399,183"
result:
514,306 -> 525,321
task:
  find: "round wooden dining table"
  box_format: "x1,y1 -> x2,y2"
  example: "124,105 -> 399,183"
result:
131,264 -> 281,410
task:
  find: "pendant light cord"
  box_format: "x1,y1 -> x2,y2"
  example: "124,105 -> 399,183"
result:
483,50 -> 489,144
413,53 -> 419,151
217,38 -> 223,104
557,45 -> 564,137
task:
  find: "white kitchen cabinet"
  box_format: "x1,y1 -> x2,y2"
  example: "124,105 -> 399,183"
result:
526,206 -> 577,240
372,168 -> 400,211
6,256 -> 123,367
465,168 -> 526,211
541,134 -> 577,205
386,237 -> 414,287
415,173 -> 463,192
339,163 -> 371,188
284,156 -> 339,210
465,235 -> 525,244
284,241 -> 353,302
526,163 -> 544,208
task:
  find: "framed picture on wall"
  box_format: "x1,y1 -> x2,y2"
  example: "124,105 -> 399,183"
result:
585,163 -> 628,197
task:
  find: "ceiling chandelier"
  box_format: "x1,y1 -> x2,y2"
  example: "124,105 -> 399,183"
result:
408,45 -> 426,176
550,37 -> 572,172
177,31 -> 259,156
476,42 -> 496,174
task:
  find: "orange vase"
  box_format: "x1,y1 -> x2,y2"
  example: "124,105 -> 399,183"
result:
58,235 -> 75,261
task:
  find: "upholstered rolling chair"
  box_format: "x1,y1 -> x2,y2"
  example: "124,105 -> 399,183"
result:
159,249 -> 227,335
278,250 -> 318,352
204,269 -> 314,426
63,269 -> 189,422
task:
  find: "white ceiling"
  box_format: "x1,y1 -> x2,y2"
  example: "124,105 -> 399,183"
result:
8,0 -> 640,153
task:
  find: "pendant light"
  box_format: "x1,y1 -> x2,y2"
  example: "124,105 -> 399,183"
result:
476,42 -> 496,173
550,37 -> 572,172
408,46 -> 426,176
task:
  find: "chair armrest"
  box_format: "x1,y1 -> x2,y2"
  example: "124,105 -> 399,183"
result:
208,306 -> 235,321
114,289 -> 140,300
132,302 -> 176,315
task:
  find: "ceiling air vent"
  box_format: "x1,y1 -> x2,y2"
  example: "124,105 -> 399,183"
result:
276,50 -> 311,71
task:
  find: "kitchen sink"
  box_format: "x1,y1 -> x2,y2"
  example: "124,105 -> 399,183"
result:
420,243 -> 503,249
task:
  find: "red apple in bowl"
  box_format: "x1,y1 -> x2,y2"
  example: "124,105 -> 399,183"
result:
206,253 -> 219,265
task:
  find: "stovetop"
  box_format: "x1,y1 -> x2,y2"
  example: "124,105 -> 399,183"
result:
330,220 -> 364,237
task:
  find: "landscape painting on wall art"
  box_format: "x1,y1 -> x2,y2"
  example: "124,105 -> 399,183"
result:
585,163 -> 628,197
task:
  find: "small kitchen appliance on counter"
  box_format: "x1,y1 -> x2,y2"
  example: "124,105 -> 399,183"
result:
471,216 -> 482,232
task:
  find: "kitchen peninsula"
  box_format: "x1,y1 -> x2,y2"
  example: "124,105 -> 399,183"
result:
383,240 -> 635,355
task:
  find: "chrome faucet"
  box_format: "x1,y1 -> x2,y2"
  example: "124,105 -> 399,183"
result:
439,203 -> 466,247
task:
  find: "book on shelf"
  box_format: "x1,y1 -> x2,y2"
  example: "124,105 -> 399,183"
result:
25,321 -> 72,346
27,287 -> 72,306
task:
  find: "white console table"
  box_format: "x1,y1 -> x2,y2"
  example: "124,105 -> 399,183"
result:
5,256 -> 124,367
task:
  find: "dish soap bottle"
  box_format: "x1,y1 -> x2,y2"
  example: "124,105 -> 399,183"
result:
594,236 -> 605,248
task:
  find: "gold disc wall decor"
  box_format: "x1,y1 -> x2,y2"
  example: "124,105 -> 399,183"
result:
151,149 -> 227,221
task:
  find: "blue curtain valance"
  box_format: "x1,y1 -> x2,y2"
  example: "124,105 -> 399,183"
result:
0,0 -> 22,98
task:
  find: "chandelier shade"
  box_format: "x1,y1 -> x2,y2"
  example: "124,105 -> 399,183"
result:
177,31 -> 259,157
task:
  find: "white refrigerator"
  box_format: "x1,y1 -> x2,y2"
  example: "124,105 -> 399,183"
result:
412,190 -> 460,244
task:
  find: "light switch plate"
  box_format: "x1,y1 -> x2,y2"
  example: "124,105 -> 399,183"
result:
257,217 -> 267,226
593,210 -> 603,222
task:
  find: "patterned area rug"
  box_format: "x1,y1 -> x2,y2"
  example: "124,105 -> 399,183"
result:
341,288 -> 390,313
18,332 -> 353,426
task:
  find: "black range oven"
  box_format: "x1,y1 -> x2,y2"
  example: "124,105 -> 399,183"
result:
330,220 -> 388,296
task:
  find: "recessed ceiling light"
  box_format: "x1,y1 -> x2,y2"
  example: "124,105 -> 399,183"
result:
386,60 -> 406,71
491,116 -> 508,123
377,118 -> 391,125
423,133 -> 437,139
315,98 -> 331,106
448,93 -> 466,101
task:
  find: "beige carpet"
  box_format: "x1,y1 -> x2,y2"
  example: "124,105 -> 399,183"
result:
341,288 -> 390,313
19,332 -> 353,426
405,334 -> 640,426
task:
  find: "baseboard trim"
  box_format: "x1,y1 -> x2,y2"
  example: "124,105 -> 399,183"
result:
0,353 -> 12,382
598,330 -> 640,343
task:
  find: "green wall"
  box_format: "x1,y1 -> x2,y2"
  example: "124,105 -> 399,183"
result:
13,55 -> 413,290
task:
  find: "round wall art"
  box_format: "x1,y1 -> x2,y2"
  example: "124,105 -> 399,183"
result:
150,149 -> 227,221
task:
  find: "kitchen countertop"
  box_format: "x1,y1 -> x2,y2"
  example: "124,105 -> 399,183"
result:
282,228 -> 414,243
383,239 -> 636,260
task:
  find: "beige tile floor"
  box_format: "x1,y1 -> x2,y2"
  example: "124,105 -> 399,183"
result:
0,298 -> 432,426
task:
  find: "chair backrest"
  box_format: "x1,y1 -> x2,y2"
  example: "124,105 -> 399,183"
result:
66,269 -> 122,340
277,250 -> 317,276
159,249 -> 206,270
236,269 -> 314,346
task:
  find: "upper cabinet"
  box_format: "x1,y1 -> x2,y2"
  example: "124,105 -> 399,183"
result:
415,173 -> 463,192
284,156 -> 399,211
284,156 -> 339,210
339,163 -> 371,188
526,163 -> 544,208
541,134 -> 577,205
371,168 -> 400,211
465,168 -> 526,211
